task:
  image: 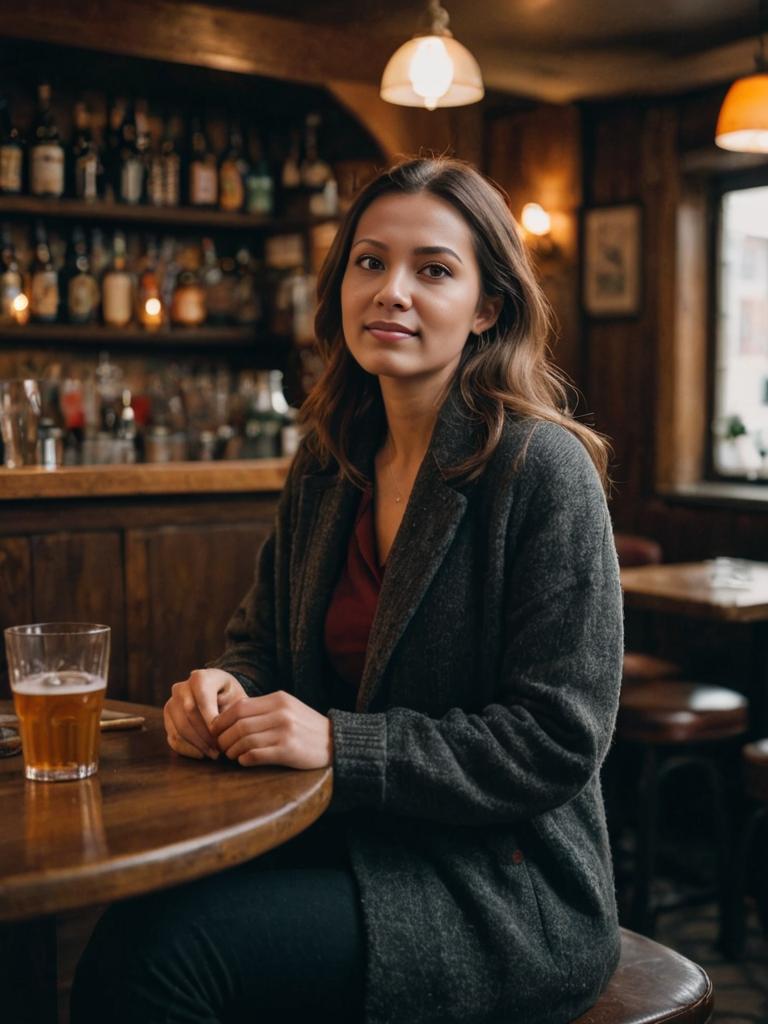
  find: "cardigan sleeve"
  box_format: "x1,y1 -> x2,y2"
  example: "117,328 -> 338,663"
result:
327,430 -> 624,825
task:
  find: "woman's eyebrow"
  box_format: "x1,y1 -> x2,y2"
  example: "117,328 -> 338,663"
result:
351,238 -> 463,263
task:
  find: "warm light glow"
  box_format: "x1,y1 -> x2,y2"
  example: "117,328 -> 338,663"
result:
380,34 -> 483,109
12,293 -> 29,312
409,37 -> 455,109
145,298 -> 162,317
716,73 -> 768,152
521,203 -> 551,237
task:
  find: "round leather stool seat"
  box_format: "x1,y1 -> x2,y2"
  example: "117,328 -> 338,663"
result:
743,738 -> 768,801
570,928 -> 713,1023
623,652 -> 681,681
617,681 -> 749,745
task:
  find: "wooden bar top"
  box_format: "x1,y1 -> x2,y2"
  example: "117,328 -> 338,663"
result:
621,559 -> 768,623
0,459 -> 291,500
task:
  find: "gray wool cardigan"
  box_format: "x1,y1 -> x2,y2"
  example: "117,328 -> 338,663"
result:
210,388 -> 624,1024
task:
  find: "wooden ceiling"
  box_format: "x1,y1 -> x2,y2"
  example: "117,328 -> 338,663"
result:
191,0 -> 761,101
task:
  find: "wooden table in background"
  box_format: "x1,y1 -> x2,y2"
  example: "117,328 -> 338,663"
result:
620,559 -> 768,732
0,700 -> 333,1024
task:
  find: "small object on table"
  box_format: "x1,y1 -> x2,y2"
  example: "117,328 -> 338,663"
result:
0,727 -> 21,757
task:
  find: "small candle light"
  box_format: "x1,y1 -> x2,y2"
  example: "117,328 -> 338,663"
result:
11,292 -> 30,325
141,296 -> 163,331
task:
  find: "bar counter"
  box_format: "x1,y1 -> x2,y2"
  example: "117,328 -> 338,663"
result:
0,459 -> 292,500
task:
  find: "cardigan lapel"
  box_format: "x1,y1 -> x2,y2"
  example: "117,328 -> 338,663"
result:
355,390 -> 478,712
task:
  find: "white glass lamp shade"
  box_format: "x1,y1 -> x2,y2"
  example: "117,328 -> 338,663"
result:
715,73 -> 768,153
380,34 -> 484,110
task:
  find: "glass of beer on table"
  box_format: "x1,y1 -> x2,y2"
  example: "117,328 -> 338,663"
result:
4,623 -> 110,781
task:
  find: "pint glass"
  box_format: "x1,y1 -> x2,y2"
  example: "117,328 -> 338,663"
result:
4,623 -> 110,781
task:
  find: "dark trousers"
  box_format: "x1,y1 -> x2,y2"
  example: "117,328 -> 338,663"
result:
71,816 -> 366,1024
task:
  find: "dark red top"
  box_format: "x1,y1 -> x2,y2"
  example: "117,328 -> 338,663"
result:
324,486 -> 383,689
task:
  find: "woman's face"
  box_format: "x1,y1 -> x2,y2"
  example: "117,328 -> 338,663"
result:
341,192 -> 499,390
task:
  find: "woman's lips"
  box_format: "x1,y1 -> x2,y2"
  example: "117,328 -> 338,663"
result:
365,326 -> 418,343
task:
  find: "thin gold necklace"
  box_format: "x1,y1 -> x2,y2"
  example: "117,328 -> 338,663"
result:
382,440 -> 405,504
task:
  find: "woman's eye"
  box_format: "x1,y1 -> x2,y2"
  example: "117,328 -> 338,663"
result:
357,254 -> 384,271
422,263 -> 451,279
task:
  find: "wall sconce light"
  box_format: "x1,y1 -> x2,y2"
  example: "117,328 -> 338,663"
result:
380,0 -> 484,111
521,202 -> 557,258
716,0 -> 768,152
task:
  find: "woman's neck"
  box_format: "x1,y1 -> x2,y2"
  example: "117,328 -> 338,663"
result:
378,375 -> 447,468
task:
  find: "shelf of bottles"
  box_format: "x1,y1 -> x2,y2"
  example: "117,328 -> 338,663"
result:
0,81 -> 348,468
0,85 -> 340,346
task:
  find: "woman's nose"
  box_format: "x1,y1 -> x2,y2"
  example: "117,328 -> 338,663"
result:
374,269 -> 412,309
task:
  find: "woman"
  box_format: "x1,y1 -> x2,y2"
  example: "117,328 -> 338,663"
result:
73,157 -> 623,1024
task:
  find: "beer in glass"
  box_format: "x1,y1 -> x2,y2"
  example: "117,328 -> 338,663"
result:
4,623 -> 110,781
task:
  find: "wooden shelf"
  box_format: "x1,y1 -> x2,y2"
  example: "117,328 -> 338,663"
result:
0,195 -> 337,232
0,459 -> 291,500
0,324 -> 292,349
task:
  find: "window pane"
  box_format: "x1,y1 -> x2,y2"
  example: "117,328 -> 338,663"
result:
713,184 -> 768,479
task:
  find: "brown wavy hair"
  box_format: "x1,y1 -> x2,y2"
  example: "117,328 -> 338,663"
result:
300,156 -> 610,490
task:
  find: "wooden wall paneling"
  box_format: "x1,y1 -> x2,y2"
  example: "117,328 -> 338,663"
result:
30,531 -> 126,698
485,104 -> 582,386
124,530 -> 153,706
0,536 -> 32,696
142,521 -> 273,705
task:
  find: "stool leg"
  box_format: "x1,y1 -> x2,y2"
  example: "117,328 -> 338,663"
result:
700,757 -> 732,948
721,805 -> 766,959
630,746 -> 660,936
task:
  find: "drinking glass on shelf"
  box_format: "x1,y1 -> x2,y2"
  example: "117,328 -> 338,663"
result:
0,378 -> 42,467
4,623 -> 110,782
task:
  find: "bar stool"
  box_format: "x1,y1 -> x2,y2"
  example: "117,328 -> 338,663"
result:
613,533 -> 681,683
722,738 -> 768,958
570,928 -> 713,1023
615,680 -> 749,936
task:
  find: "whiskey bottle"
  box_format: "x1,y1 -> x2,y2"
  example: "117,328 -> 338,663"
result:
66,226 -> 100,324
102,231 -> 134,327
119,103 -> 144,204
137,236 -> 163,330
30,83 -> 65,198
30,222 -> 60,322
0,224 -> 23,323
188,116 -> 217,207
71,101 -> 99,201
218,122 -> 246,212
0,97 -> 23,195
102,99 -> 125,203
245,134 -> 274,216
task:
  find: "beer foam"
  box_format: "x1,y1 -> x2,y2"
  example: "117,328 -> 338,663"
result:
13,671 -> 107,696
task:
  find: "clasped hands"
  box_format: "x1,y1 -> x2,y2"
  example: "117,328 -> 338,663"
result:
163,668 -> 334,769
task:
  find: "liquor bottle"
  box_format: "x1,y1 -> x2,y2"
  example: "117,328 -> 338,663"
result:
301,113 -> 337,217
90,227 -> 110,280
66,226 -> 100,324
218,122 -> 246,212
245,134 -> 274,216
281,129 -> 301,192
233,246 -> 261,326
137,236 -> 163,330
102,99 -> 125,202
161,115 -> 181,207
119,103 -> 144,204
241,370 -> 287,459
102,231 -> 133,327
0,97 -> 23,195
201,237 -> 230,324
71,101 -> 99,201
30,83 -> 65,198
30,222 -> 60,322
187,116 -> 217,207
0,224 -> 24,322
171,250 -> 206,326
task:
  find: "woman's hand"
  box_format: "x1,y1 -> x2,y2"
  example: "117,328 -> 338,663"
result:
211,690 -> 334,770
164,668 -> 247,760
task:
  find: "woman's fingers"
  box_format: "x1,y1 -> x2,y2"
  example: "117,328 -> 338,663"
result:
165,695 -> 218,758
221,728 -> 284,762
215,707 -> 284,753
166,726 -> 205,760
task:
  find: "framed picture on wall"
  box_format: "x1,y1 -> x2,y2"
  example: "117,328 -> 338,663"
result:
582,204 -> 642,317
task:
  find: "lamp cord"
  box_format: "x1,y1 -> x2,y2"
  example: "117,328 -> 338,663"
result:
427,0 -> 451,36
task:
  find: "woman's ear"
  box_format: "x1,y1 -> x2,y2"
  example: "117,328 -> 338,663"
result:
472,295 -> 503,335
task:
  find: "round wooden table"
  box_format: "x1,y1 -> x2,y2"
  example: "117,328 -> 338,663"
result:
0,699 -> 333,1022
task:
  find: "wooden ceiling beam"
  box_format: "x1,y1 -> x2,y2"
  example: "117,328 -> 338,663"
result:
0,0 -> 388,86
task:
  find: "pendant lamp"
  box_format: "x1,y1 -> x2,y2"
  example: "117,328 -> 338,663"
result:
380,0 -> 484,111
716,0 -> 768,152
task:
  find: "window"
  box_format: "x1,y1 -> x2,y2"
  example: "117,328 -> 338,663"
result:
712,176 -> 768,481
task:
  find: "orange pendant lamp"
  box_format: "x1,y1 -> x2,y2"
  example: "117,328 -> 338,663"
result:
716,0 -> 768,153
380,0 -> 484,111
